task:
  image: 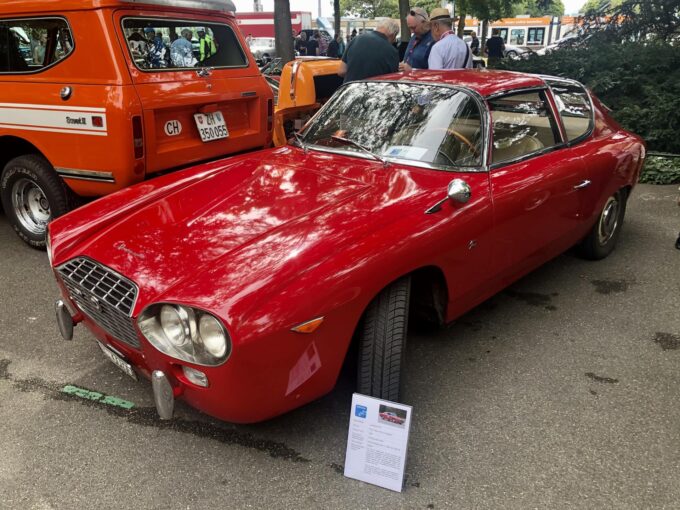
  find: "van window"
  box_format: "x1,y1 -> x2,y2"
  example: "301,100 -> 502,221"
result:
490,90 -> 561,165
549,81 -> 593,142
121,18 -> 247,71
0,18 -> 73,73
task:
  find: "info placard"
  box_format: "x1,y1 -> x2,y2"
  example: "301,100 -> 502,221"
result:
343,393 -> 412,492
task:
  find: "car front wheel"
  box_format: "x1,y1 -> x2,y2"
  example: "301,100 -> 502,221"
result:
578,188 -> 628,260
0,155 -> 71,249
357,276 -> 411,402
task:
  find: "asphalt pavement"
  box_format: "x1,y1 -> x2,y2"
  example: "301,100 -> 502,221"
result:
0,184 -> 679,509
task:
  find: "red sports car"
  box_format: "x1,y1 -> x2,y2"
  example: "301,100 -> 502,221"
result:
48,70 -> 645,424
379,412 -> 406,425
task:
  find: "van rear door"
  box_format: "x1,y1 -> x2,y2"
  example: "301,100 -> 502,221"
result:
114,10 -> 272,175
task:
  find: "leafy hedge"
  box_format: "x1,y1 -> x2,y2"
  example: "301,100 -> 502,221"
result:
639,156 -> 680,185
496,41 -> 680,155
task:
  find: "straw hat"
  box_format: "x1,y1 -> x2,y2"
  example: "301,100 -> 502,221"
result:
429,7 -> 452,22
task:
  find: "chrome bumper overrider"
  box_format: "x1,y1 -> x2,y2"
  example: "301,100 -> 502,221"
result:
152,371 -> 175,420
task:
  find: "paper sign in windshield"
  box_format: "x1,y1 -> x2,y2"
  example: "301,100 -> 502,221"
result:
384,146 -> 428,160
343,393 -> 413,492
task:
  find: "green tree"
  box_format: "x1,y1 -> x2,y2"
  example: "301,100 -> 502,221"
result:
339,0 -> 399,17
513,0 -> 565,16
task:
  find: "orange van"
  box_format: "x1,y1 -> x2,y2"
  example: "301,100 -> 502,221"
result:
0,0 -> 273,248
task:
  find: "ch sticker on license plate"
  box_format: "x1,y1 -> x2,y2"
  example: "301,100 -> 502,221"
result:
97,342 -> 137,381
194,111 -> 229,142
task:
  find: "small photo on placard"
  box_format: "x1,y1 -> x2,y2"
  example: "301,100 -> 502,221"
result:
378,405 -> 407,428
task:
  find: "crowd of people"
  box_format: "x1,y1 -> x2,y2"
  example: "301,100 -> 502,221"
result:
127,26 -> 217,69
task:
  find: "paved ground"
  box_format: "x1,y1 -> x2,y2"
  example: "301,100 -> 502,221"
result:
0,184 -> 679,510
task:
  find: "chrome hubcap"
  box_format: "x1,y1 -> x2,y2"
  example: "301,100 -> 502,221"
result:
11,178 -> 51,235
598,196 -> 620,245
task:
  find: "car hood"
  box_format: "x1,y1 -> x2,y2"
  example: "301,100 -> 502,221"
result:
72,156 -> 373,306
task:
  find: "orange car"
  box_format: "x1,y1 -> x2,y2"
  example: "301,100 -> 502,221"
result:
271,57 -> 343,147
0,0 -> 273,248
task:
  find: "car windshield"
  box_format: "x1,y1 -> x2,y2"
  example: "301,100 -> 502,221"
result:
301,82 -> 483,168
121,17 -> 247,71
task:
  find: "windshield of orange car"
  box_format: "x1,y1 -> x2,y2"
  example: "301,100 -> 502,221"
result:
121,17 -> 247,71
301,82 -> 484,168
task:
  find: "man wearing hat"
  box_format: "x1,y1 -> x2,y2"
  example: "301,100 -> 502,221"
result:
428,7 -> 472,70
401,7 -> 434,71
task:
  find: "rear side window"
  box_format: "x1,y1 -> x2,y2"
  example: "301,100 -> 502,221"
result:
549,81 -> 593,142
121,18 -> 247,71
0,17 -> 74,73
489,90 -> 561,165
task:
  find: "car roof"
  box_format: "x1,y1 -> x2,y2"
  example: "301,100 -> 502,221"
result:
0,0 -> 236,15
377,69 -> 549,98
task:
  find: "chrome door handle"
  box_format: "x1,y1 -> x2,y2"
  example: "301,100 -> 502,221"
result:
573,180 -> 591,190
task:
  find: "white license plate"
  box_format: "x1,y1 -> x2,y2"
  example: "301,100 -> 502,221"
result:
97,342 -> 137,381
194,111 -> 229,142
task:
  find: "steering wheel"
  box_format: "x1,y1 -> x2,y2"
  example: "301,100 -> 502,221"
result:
426,127 -> 480,160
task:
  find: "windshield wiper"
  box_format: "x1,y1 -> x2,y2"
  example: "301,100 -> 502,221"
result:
293,131 -> 308,154
331,135 -> 388,167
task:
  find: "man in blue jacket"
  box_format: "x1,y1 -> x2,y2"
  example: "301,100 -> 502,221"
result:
400,7 -> 434,72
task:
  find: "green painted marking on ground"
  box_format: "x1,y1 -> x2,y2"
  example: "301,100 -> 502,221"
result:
62,385 -> 135,410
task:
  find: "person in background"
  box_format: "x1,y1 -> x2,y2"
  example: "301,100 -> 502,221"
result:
470,32 -> 480,56
295,31 -> 307,56
306,31 -> 319,56
316,31 -> 329,56
246,33 -> 254,46
400,7 -> 434,72
350,28 -> 357,41
144,27 -> 166,68
197,28 -> 216,63
485,28 -> 505,65
327,33 -> 345,58
339,18 -> 400,83
428,8 -> 472,70
32,32 -> 47,65
170,28 -> 196,68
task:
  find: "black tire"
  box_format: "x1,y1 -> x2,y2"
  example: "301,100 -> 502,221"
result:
0,155 -> 71,249
577,188 -> 628,260
357,276 -> 411,402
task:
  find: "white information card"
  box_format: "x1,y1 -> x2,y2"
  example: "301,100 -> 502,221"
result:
343,393 -> 413,492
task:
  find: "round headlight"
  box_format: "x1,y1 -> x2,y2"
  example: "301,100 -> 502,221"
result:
160,305 -> 188,347
199,315 -> 227,358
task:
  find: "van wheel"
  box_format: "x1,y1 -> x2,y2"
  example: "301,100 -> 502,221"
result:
357,276 -> 411,402
577,189 -> 627,260
0,155 -> 70,249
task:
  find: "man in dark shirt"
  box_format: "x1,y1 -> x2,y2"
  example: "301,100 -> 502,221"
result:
306,33 -> 319,56
339,19 -> 400,83
485,29 -> 505,64
470,33 -> 480,56
401,7 -> 434,71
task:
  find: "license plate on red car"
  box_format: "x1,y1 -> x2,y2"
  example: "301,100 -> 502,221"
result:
97,341 -> 137,381
194,112 -> 229,142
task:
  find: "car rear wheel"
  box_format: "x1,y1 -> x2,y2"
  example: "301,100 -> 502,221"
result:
0,155 -> 71,249
578,189 -> 627,260
506,50 -> 518,58
357,276 -> 411,402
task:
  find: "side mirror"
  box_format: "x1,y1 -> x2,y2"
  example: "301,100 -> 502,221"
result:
426,179 -> 472,214
447,179 -> 471,204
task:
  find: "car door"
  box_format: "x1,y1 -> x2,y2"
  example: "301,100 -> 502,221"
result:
487,88 -> 588,284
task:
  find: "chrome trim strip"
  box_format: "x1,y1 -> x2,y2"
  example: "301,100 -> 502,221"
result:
485,85 -> 548,100
56,168 -> 115,183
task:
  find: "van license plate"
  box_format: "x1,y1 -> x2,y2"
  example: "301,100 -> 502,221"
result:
194,112 -> 229,142
97,341 -> 137,380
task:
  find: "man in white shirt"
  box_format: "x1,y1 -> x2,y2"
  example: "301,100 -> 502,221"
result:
427,8 -> 472,70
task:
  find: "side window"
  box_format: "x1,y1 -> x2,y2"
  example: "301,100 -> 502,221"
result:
121,18 -> 247,71
489,90 -> 561,165
0,18 -> 73,73
549,82 -> 593,142
527,28 -> 545,45
509,29 -> 525,45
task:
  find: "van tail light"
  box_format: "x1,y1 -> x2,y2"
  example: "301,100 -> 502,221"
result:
132,115 -> 144,160
267,99 -> 273,132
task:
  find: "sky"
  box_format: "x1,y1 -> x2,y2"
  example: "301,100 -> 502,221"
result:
233,0 -> 589,17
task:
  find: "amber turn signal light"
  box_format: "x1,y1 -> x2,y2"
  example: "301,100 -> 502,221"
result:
291,317 -> 324,334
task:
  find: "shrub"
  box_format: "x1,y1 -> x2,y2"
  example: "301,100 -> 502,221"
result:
639,156 -> 680,185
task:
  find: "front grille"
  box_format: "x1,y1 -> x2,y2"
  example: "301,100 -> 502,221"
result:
57,257 -> 140,349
